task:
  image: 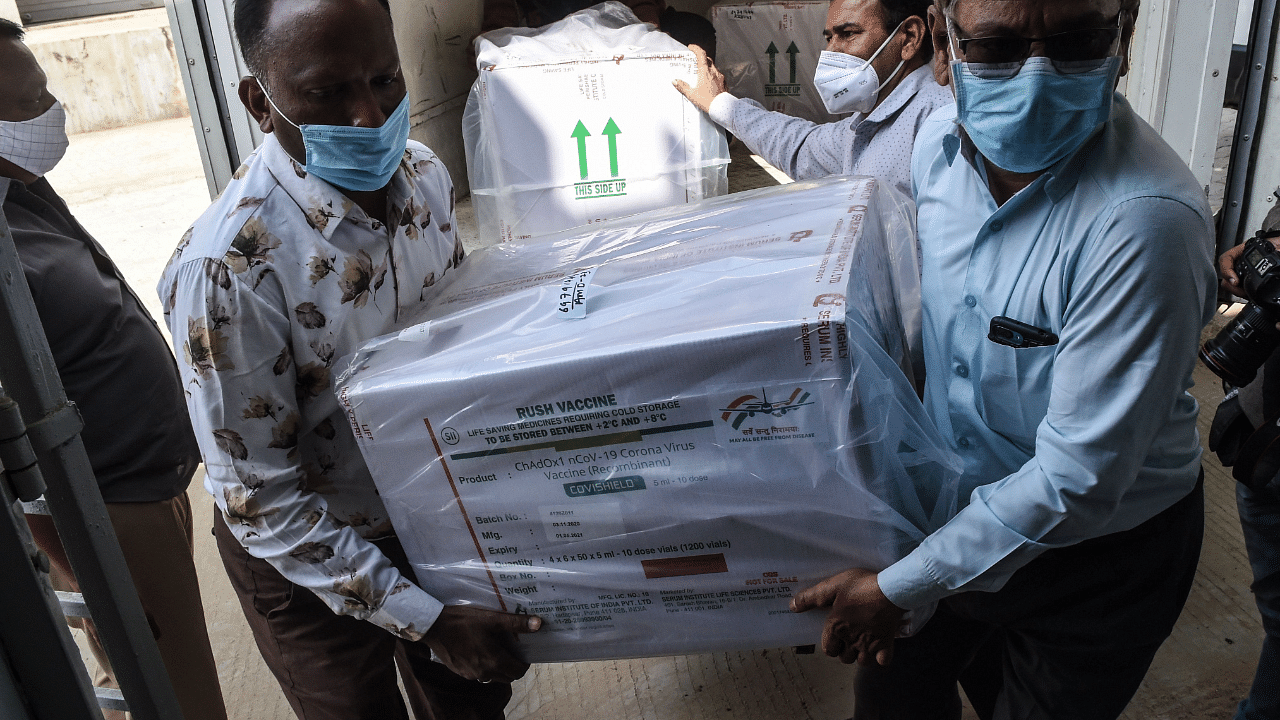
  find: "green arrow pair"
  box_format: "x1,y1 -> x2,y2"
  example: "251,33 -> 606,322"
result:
571,118 -> 622,180
765,41 -> 801,84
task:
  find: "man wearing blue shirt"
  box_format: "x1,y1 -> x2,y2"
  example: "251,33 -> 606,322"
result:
791,0 -> 1216,717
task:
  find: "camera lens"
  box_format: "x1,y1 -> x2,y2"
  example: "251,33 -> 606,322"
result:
1200,303 -> 1280,387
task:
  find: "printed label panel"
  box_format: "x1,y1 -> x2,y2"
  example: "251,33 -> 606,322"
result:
539,502 -> 627,543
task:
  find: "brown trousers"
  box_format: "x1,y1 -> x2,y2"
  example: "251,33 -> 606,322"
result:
213,511 -> 512,720
29,492 -> 228,720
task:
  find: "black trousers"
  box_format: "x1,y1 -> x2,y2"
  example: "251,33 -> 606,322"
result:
854,474 -> 1205,720
214,511 -> 512,720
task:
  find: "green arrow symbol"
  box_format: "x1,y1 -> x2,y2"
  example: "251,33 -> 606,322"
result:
602,118 -> 622,178
765,41 -> 779,84
786,41 -> 800,84
571,120 -> 591,180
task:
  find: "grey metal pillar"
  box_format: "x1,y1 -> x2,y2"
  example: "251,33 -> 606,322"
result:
0,645 -> 36,720
1220,0 -> 1279,255
0,179 -> 185,720
0,405 -> 101,720
166,0 -> 262,197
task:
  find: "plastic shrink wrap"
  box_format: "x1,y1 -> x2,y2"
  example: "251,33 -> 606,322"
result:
710,1 -> 845,125
335,177 -> 959,662
465,2 -> 730,244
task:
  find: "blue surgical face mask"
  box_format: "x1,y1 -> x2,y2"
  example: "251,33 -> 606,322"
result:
946,18 -> 1121,174
262,87 -> 410,192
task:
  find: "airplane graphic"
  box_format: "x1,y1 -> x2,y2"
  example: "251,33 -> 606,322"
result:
720,388 -> 813,429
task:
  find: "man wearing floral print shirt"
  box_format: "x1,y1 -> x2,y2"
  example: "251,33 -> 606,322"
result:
158,0 -> 539,717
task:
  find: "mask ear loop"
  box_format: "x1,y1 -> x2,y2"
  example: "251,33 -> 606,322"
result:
256,80 -> 303,131
944,14 -> 963,102
944,14 -> 961,63
1110,11 -> 1127,62
863,19 -> 907,73
846,19 -> 908,98
882,57 -> 908,88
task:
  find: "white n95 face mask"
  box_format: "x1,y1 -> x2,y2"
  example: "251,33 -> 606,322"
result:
814,23 -> 906,114
0,101 -> 70,178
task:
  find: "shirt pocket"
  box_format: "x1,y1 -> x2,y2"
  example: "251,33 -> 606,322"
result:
976,344 -> 1057,449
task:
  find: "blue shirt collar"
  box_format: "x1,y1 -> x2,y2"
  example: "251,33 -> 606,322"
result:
863,64 -> 936,125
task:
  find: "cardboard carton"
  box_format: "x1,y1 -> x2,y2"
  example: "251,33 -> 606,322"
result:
710,0 -> 844,124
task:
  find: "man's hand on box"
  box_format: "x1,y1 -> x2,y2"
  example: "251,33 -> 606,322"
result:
423,606 -> 542,683
673,44 -> 727,114
790,569 -> 905,666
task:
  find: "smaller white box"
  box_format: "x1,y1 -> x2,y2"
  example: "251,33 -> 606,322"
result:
710,0 -> 844,124
466,3 -> 730,244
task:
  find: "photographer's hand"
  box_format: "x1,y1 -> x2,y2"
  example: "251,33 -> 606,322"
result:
1220,243 -> 1248,296
1219,235 -> 1280,299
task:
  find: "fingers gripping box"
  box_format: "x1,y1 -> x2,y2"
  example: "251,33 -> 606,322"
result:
466,2 -> 730,244
710,1 -> 844,124
336,177 -> 959,662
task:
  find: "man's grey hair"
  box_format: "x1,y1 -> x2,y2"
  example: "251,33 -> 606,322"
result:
934,0 -> 1139,17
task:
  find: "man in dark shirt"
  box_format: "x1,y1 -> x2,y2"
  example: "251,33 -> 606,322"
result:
0,19 -> 226,720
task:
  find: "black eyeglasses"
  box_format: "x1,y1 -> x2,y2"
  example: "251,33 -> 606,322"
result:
946,14 -> 1122,75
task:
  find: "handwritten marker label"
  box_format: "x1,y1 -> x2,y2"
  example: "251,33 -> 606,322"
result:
397,322 -> 432,342
556,267 -> 598,319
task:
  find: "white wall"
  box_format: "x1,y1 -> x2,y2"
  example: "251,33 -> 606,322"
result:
26,11 -> 189,134
1241,6 -> 1280,242
391,0 -> 483,196
0,0 -> 20,24
1235,0 -> 1254,45
1122,0 -> 1237,188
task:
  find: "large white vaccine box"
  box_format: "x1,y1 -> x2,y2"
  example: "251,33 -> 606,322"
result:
336,177 -> 957,662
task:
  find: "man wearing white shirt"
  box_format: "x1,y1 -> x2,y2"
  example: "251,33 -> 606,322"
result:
675,0 -> 950,197
160,0 -> 539,717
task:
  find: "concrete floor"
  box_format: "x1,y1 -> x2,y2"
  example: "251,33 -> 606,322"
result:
42,114 -> 1263,720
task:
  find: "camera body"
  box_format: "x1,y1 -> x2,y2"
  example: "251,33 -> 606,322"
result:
1201,234 -> 1280,388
